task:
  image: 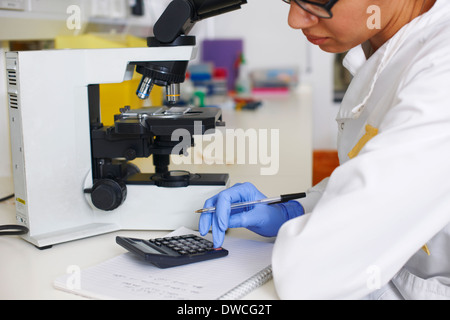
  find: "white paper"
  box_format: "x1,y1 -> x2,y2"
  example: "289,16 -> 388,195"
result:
54,228 -> 273,300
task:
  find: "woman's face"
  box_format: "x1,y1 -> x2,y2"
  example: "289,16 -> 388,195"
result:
287,0 -> 422,53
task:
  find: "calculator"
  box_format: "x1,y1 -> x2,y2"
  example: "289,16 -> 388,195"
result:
116,234 -> 229,268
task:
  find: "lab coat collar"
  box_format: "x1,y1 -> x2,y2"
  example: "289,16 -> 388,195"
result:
342,41 -> 384,77
342,44 -> 366,77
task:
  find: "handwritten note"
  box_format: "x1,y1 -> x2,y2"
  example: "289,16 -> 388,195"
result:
54,228 -> 273,300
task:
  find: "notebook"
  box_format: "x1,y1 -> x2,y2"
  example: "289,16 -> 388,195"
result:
54,227 -> 274,300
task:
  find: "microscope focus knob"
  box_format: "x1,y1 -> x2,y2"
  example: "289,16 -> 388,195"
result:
90,179 -> 127,211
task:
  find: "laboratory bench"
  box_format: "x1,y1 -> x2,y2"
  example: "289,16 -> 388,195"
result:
0,89 -> 312,300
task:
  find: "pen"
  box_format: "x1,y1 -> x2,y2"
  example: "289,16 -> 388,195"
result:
195,192 -> 306,214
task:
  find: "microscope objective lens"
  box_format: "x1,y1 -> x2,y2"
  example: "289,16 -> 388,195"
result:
166,83 -> 181,104
137,76 -> 154,100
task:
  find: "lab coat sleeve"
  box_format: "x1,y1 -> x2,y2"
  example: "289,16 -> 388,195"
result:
272,51 -> 450,299
297,178 -> 329,214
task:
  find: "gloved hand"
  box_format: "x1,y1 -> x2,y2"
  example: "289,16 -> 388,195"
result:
199,182 -> 305,248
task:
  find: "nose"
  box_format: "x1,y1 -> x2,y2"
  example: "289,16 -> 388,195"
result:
288,2 -> 319,29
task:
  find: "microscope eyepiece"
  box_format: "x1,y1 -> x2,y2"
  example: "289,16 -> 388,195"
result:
154,0 -> 247,44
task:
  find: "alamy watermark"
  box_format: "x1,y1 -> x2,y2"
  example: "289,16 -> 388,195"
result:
66,265 -> 81,290
367,5 -> 382,30
66,3 -> 382,33
66,5 -> 81,33
366,265 -> 382,290
171,122 -> 280,176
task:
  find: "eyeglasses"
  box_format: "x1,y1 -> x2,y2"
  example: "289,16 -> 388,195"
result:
282,0 -> 339,19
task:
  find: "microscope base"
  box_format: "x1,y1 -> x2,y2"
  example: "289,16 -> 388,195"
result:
21,182 -> 228,249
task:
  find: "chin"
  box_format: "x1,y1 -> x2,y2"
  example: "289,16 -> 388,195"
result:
319,44 -> 351,54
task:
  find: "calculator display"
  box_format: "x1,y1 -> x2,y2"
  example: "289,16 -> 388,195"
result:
129,239 -> 162,255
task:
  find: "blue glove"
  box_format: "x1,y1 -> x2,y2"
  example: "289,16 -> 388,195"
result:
198,182 -> 305,248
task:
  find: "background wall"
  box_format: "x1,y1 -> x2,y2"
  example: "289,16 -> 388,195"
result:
206,0 -> 339,150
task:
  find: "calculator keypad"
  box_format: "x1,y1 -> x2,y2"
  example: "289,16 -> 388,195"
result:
148,234 -> 215,256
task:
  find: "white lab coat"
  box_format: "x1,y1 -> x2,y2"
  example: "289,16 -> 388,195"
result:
272,0 -> 450,300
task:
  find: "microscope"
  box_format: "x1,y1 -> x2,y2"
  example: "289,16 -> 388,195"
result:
6,0 -> 247,248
